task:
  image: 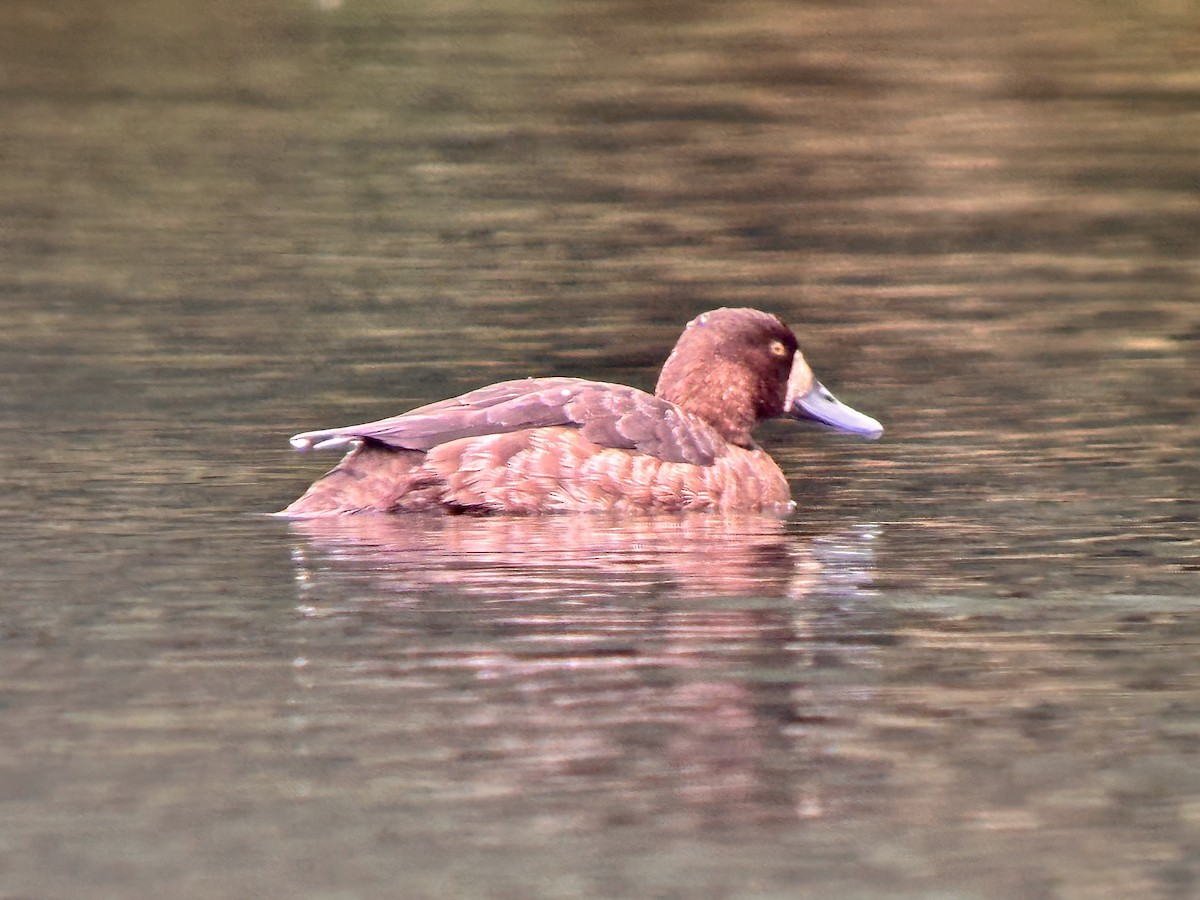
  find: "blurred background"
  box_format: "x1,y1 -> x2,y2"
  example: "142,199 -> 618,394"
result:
1,0 -> 1198,897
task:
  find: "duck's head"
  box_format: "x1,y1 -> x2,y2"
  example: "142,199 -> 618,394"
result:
654,307 -> 882,445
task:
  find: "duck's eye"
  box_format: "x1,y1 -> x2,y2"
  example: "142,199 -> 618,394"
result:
768,339 -> 788,357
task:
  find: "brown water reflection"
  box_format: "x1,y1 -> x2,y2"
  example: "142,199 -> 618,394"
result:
289,512 -> 874,601
288,515 -> 879,831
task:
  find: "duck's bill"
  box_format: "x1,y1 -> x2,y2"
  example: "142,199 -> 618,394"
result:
791,381 -> 883,438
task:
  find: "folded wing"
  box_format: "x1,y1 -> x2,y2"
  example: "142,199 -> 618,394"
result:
289,377 -> 722,466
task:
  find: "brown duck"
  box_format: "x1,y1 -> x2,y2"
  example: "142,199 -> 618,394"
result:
281,308 -> 881,515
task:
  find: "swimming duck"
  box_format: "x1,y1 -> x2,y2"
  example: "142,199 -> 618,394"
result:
281,307 -> 881,515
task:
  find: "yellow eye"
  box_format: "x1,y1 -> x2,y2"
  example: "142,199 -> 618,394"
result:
768,339 -> 788,357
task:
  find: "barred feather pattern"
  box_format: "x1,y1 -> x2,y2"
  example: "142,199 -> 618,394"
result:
282,428 -> 793,516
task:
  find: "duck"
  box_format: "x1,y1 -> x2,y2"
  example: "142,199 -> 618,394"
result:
280,307 -> 881,516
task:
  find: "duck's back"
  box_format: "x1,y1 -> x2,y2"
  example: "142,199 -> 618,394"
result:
282,378 -> 791,516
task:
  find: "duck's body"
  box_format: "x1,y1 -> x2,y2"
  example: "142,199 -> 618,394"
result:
281,308 -> 881,516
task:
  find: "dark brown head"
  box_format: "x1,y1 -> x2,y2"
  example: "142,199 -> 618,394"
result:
654,307 -> 882,446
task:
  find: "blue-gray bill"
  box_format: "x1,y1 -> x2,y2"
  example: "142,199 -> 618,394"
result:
791,381 -> 883,438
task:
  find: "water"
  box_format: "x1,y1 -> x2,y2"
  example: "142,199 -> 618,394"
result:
2,0 -> 1198,897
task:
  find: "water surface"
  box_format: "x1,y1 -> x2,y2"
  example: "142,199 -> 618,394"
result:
1,0 -> 1198,897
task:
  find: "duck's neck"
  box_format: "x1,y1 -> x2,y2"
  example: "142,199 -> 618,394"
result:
655,359 -> 758,448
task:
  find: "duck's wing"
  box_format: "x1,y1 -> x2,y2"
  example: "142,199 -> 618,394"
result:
289,377 -> 721,466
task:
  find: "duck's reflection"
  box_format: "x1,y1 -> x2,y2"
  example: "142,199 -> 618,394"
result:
286,514 -> 879,829
289,513 -> 875,602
